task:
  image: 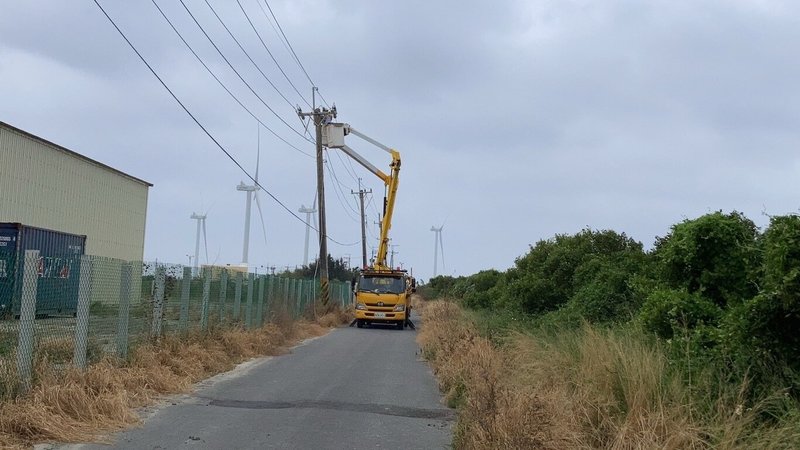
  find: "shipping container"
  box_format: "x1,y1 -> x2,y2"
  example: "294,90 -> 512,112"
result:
0,223 -> 86,317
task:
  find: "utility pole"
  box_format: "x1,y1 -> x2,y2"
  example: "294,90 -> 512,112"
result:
298,90 -> 336,305
351,178 -> 372,269
389,244 -> 399,269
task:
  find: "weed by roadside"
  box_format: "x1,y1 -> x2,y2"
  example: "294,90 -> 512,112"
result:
418,300 -> 800,449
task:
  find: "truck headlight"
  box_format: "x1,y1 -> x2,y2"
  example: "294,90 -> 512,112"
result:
393,304 -> 405,312
356,303 -> 367,310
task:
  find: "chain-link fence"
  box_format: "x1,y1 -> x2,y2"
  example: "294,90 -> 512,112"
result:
0,250 -> 353,398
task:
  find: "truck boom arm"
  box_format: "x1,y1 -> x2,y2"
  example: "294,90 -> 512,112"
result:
324,124 -> 400,270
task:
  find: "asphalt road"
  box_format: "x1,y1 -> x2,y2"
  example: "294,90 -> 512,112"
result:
65,315 -> 452,449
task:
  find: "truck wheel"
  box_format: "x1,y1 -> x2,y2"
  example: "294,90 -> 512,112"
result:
396,320 -> 404,330
356,320 -> 363,328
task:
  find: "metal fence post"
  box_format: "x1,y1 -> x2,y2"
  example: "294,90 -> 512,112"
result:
297,280 -> 304,312
234,271 -> 242,321
16,250 -> 39,392
283,278 -> 290,316
266,275 -> 275,321
151,265 -> 165,338
256,275 -> 265,328
219,269 -> 228,323
179,266 -> 191,334
201,268 -> 210,331
295,279 -> 302,313
117,262 -> 132,359
72,255 -> 93,369
245,273 -> 254,329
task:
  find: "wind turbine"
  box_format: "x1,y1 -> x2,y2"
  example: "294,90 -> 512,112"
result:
430,225 -> 445,277
237,125 -> 268,266
298,193 -> 317,266
190,212 -> 208,276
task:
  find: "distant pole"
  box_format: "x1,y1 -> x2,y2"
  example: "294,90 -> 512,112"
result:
298,88 -> 336,306
389,244 -> 399,269
351,178 -> 372,269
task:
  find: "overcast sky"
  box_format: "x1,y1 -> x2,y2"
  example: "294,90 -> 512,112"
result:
1,0 -> 799,281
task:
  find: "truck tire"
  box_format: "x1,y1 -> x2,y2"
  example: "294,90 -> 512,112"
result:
356,319 -> 364,328
396,320 -> 404,330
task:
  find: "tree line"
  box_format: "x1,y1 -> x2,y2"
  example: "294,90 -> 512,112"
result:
422,211 -> 800,397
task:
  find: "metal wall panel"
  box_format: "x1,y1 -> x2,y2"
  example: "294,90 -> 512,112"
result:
0,124 -> 149,262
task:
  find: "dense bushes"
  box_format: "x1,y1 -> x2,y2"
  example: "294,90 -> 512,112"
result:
423,211 -> 800,398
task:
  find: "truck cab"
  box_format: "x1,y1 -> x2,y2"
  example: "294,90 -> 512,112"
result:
354,270 -> 410,329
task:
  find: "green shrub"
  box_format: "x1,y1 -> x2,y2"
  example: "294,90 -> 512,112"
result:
719,215 -> 800,377
654,211 -> 759,307
568,255 -> 648,323
501,229 -> 645,315
639,288 -> 722,340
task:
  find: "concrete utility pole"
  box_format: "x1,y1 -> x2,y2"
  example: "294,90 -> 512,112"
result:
389,244 -> 399,269
431,226 -> 444,277
298,89 -> 336,305
351,178 -> 372,269
190,212 -> 206,276
298,201 -> 317,266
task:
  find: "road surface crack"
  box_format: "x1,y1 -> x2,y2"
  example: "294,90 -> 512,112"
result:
203,398 -> 455,421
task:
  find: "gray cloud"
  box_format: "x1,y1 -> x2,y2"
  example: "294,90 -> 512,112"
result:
1,0 -> 799,280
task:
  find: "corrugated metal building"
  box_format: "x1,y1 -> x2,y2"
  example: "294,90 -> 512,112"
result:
0,121 -> 151,261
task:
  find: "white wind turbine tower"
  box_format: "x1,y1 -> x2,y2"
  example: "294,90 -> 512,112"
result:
236,127 -> 268,266
298,194 -> 317,266
431,225 -> 445,277
190,212 -> 208,276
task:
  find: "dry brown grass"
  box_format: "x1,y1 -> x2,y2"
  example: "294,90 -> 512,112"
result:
418,300 -> 800,449
0,308 -> 350,448
417,300 -> 579,449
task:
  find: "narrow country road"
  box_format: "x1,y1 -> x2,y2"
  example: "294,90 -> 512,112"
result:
66,314 -> 452,449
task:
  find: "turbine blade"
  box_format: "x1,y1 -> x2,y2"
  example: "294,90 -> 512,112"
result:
255,137 -> 261,184
255,193 -> 268,248
439,232 -> 445,271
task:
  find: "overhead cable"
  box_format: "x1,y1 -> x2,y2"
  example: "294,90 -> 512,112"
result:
150,0 -> 312,158
93,0 -> 355,246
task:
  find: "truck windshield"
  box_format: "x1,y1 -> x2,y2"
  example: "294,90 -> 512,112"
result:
359,276 -> 405,294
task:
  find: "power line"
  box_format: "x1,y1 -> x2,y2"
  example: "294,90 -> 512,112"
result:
234,0 -> 311,108
92,0 -> 356,246
260,0 -> 331,107
324,157 -> 361,222
175,0 -> 312,143
333,148 -> 359,183
199,0 -> 297,110
150,0 -> 312,158
253,0 -> 293,61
